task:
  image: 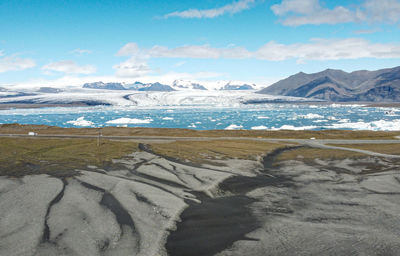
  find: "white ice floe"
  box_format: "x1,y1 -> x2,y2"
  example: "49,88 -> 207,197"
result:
162,117 -> 174,120
66,117 -> 94,126
257,116 -> 269,119
225,124 -> 243,130
106,118 -> 153,124
272,125 -> 318,130
297,113 -> 324,119
251,125 -> 268,130
325,119 -> 400,131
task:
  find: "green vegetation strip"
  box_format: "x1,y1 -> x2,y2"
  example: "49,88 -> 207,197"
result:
327,143 -> 400,156
150,140 -> 285,164
0,137 -> 138,177
1,123 -> 400,140
276,147 -> 366,163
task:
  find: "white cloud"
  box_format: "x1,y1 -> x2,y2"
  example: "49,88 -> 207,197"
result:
271,0 -> 400,26
70,48 -> 92,55
0,55 -> 36,73
363,0 -> 400,23
256,38 -> 400,61
42,60 -> 96,75
118,39 -> 400,62
148,45 -> 251,59
164,0 -> 255,19
113,56 -> 151,77
116,43 -> 140,56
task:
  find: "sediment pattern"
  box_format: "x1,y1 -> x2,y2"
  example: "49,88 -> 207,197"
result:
0,144 -> 399,256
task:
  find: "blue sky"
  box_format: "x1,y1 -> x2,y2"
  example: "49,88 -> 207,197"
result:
1,0 -> 400,87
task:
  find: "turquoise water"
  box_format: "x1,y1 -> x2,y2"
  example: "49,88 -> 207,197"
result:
0,104 -> 399,131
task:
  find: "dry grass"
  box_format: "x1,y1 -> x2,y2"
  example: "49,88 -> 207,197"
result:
329,143 -> 400,155
277,147 -> 366,163
1,123 -> 400,140
150,140 -> 285,164
0,137 -> 138,176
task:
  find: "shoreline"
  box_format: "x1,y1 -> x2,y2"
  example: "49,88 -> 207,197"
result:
1,101 -> 400,110
1,123 -> 400,139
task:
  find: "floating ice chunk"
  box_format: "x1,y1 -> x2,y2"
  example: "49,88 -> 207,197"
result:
106,118 -> 153,124
162,117 -> 174,120
297,113 -> 323,119
251,125 -> 268,130
257,116 -> 269,119
66,117 -> 94,127
225,124 -> 243,130
325,119 -> 400,131
272,125 -> 317,130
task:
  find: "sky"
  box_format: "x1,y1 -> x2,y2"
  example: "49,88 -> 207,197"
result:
1,0 -> 400,88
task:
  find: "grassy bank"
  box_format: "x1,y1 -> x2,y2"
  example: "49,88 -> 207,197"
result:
1,123 -> 400,140
0,137 -> 138,177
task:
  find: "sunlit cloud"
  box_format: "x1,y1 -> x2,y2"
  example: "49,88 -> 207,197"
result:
0,54 -> 36,73
271,0 -> 400,26
163,0 -> 255,19
42,60 -> 96,75
118,39 -> 400,63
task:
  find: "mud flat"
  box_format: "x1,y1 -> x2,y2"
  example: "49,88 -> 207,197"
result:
0,129 -> 400,255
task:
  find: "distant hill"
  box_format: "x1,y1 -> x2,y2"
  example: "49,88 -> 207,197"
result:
83,82 -> 126,90
221,82 -> 254,90
258,66 -> 400,102
125,82 -> 175,91
37,87 -> 63,93
172,80 -> 207,90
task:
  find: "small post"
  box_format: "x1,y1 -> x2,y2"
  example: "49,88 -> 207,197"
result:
97,129 -> 101,147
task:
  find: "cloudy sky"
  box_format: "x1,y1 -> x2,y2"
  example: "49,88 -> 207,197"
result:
1,0 -> 400,87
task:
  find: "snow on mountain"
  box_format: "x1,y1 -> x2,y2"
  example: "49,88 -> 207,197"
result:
83,82 -> 126,90
171,80 -> 207,90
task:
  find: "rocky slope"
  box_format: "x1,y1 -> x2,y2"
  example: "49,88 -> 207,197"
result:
258,66 -> 400,102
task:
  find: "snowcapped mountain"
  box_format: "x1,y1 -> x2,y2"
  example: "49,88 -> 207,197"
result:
82,80 -> 259,92
125,82 -> 175,91
171,80 -> 207,90
83,82 -> 126,90
221,81 -> 255,90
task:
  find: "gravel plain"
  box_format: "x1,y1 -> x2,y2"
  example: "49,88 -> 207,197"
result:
0,141 -> 399,256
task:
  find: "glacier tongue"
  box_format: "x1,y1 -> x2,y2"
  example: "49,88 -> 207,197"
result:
0,88 -> 314,108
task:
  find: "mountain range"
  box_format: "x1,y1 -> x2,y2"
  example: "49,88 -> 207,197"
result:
258,66 -> 400,102
83,80 -> 256,92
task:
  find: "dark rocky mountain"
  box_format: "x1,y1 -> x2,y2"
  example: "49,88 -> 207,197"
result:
84,81 -> 176,92
221,82 -> 254,90
137,82 -> 175,92
258,66 -> 400,102
172,80 -> 207,90
83,82 -> 126,90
